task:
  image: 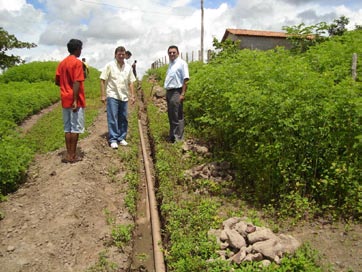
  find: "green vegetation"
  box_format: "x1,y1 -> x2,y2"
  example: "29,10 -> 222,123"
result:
0,20 -> 360,271
143,79 -> 323,271
111,223 -> 134,249
185,30 -> 361,221
0,61 -> 102,199
85,250 -> 119,272
116,101 -> 140,217
144,28 -> 361,271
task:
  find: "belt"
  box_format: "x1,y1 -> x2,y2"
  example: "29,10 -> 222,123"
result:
167,87 -> 182,91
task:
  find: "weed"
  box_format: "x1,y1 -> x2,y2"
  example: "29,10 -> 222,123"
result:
111,223 -> 133,249
85,250 -> 119,272
103,208 -> 115,226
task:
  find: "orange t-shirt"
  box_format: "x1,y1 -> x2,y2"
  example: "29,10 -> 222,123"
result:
56,55 -> 85,108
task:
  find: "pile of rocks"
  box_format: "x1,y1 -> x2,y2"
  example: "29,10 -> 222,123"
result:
208,217 -> 301,267
151,85 -> 167,112
184,161 -> 234,182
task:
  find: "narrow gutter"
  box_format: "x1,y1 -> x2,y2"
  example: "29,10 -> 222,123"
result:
138,119 -> 166,272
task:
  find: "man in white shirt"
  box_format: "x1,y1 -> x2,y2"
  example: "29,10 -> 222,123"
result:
164,45 -> 190,143
100,46 -> 136,149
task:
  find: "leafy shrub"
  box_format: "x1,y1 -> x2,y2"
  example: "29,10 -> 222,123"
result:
0,135 -> 33,196
185,30 -> 361,219
0,81 -> 58,126
306,29 -> 362,83
0,61 -> 58,83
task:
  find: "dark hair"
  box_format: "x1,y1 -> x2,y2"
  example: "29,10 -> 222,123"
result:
126,50 -> 132,56
67,39 -> 83,54
168,45 -> 179,53
115,46 -> 126,55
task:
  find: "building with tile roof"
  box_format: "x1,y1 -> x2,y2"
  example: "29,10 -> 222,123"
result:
221,28 -> 292,50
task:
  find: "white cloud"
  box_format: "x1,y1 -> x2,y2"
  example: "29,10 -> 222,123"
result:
1,0 -> 361,77
0,0 -> 25,11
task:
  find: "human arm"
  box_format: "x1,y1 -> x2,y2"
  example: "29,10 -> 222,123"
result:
129,81 -> 135,104
180,78 -> 189,102
55,75 -> 60,86
72,81 -> 80,111
100,79 -> 106,104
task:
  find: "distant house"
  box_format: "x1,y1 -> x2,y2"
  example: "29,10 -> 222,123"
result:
221,28 -> 292,50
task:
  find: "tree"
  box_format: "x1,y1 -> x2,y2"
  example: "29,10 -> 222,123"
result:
0,27 -> 37,70
328,16 -> 349,36
283,16 -> 351,54
282,22 -> 329,54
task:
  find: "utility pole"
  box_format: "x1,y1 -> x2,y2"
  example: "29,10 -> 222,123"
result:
201,0 -> 204,62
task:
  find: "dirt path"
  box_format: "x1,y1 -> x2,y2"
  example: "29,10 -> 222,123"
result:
0,108 -> 134,272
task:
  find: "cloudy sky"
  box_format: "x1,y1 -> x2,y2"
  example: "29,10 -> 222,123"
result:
1,0 -> 361,77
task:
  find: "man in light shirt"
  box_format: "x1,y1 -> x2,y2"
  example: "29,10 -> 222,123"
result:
164,45 -> 190,143
100,46 -> 136,149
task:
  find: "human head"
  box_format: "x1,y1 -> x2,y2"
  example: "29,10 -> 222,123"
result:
82,58 -> 86,62
115,46 -> 126,55
125,50 -> 132,59
114,46 -> 126,63
167,45 -> 179,61
67,39 -> 83,56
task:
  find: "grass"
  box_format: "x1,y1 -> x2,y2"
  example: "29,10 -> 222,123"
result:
141,75 -> 325,271
24,70 -> 103,153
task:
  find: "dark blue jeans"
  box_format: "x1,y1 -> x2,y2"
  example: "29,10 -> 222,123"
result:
106,97 -> 128,144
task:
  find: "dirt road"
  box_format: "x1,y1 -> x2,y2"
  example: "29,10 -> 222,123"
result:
0,109 -> 134,271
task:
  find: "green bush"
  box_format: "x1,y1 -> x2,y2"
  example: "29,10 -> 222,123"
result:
184,31 -> 361,219
143,74 -> 324,271
0,81 -> 58,126
0,61 -> 58,83
0,135 -> 33,196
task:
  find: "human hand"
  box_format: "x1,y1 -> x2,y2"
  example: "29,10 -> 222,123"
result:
131,96 -> 136,104
72,101 -> 78,112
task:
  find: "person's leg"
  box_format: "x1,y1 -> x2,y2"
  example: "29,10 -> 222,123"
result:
68,108 -> 84,161
62,108 -> 73,161
167,90 -> 180,142
69,133 -> 79,160
118,101 -> 128,141
106,97 -> 120,144
64,132 -> 72,161
166,91 -> 173,140
175,101 -> 184,141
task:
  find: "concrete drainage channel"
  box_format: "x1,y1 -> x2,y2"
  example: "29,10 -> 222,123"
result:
129,88 -> 166,272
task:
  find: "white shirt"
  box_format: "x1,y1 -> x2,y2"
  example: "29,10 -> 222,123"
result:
164,57 -> 189,90
100,60 -> 136,101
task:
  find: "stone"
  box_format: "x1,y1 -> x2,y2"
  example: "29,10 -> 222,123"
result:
248,227 -> 278,244
278,234 -> 301,254
252,239 -> 283,260
223,217 -> 241,229
225,229 -> 246,249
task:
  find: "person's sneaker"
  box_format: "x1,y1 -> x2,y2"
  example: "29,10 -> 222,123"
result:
110,142 -> 118,149
119,139 -> 128,146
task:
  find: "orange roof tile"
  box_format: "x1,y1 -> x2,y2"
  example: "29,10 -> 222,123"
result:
222,28 -> 288,41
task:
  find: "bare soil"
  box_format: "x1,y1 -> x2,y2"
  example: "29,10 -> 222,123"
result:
0,108 -> 134,271
0,101 -> 361,272
287,221 -> 362,271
